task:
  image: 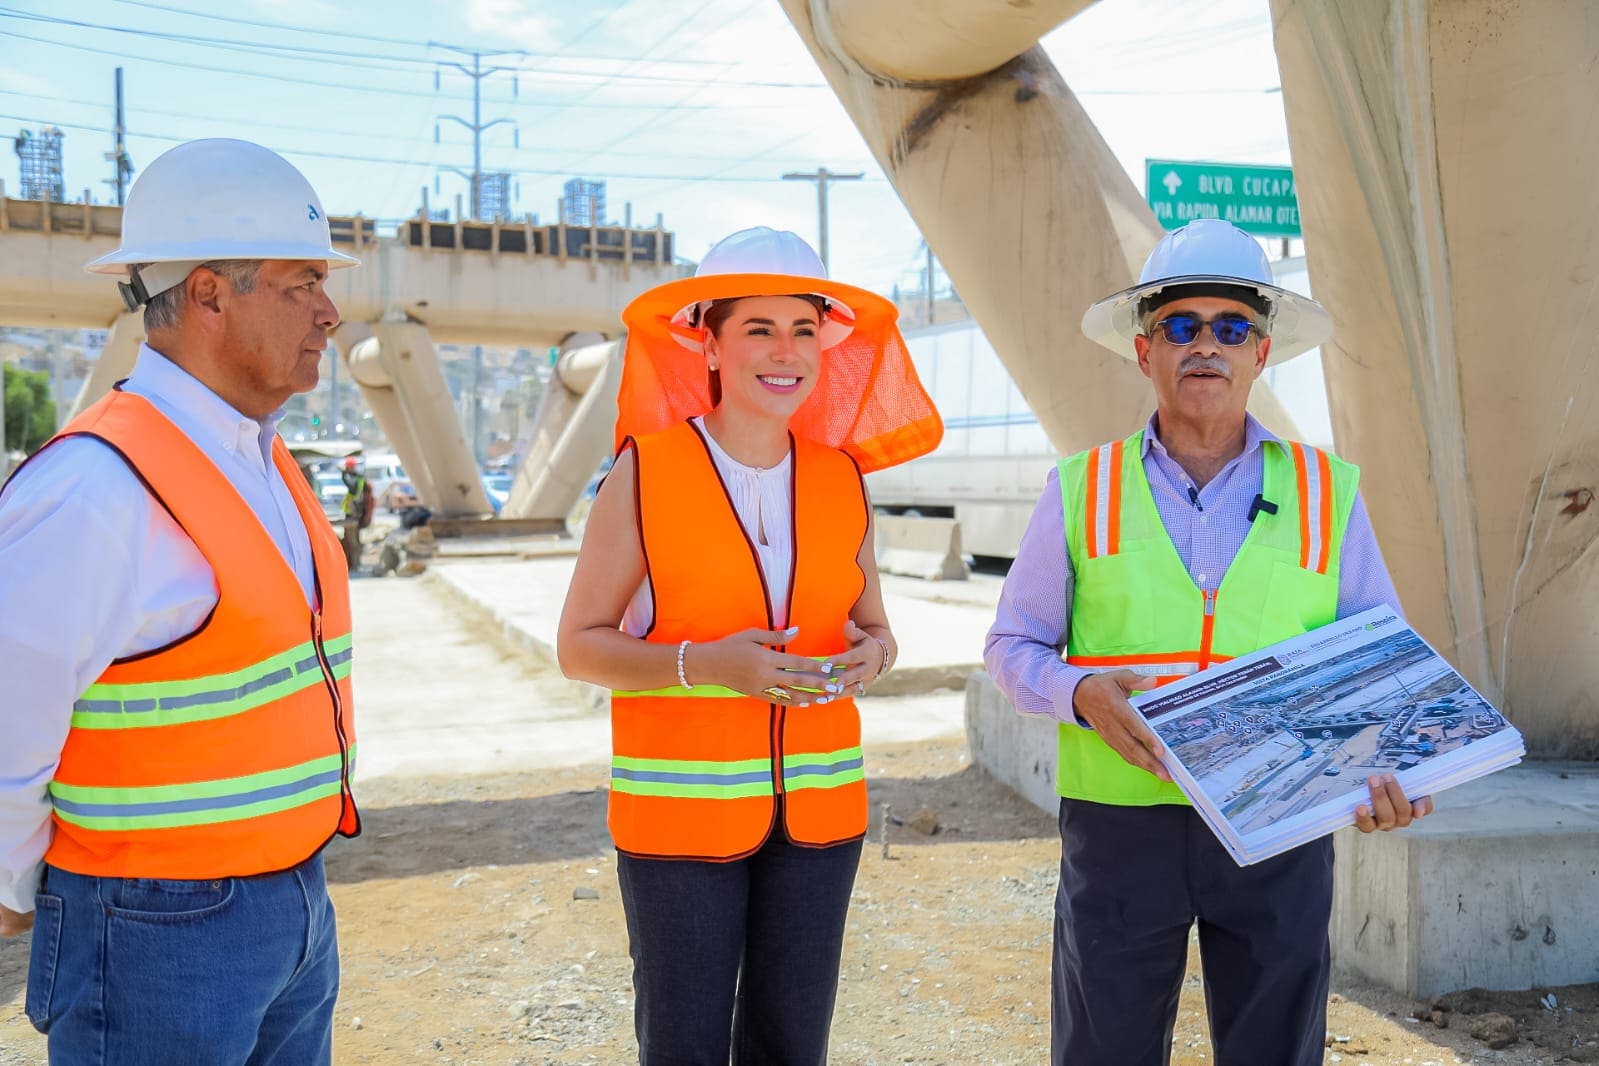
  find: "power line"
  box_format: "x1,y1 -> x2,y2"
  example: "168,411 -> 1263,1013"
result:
0,9 -> 829,89
0,113 -> 886,186
104,0 -> 721,67
546,0 -> 749,170
0,88 -> 852,165
0,27 -> 799,109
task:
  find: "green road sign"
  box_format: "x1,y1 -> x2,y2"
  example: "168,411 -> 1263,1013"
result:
1145,159 -> 1302,238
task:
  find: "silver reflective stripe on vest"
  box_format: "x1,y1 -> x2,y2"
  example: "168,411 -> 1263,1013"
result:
1072,662 -> 1201,678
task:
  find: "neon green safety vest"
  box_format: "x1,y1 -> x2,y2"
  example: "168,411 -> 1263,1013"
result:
1056,429 -> 1360,806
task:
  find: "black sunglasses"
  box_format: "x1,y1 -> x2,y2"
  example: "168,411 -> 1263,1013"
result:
1152,312 -> 1260,347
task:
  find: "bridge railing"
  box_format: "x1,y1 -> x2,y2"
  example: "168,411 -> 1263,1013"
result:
0,188 -> 676,277
0,185 -> 124,238
401,211 -> 673,273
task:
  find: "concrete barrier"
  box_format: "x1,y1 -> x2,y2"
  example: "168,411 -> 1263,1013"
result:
965,671 -> 1059,815
1330,763 -> 1599,997
965,670 -> 1599,997
875,515 -> 970,581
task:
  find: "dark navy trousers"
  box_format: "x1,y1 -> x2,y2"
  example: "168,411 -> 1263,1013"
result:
1052,798 -> 1334,1066
616,822 -> 862,1066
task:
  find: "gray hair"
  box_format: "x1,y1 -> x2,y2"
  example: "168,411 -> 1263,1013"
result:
141,260 -> 263,333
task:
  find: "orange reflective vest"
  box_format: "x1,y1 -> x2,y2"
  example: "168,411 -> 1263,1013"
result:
36,390 -> 360,879
609,420 -> 869,859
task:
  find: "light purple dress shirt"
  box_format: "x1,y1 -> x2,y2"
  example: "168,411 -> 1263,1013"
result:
983,413 -> 1402,725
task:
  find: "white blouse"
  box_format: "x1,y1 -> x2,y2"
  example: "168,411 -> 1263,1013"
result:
622,417 -> 794,635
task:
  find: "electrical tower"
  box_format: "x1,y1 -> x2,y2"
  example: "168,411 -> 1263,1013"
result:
561,178 -> 606,226
435,48 -> 521,221
15,127 -> 66,202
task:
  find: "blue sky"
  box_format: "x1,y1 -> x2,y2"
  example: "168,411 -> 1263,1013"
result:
0,0 -> 1293,295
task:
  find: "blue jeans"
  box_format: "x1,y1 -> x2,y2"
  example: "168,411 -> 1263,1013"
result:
26,853 -> 340,1066
617,828 -> 863,1066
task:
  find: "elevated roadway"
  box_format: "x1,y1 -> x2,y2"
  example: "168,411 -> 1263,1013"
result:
0,195 -> 683,517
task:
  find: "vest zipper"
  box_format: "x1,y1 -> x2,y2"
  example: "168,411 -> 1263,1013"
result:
771,703 -> 786,798
1198,588 -> 1218,670
311,603 -> 356,833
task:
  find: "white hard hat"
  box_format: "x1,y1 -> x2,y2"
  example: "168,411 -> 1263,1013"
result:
1080,218 -> 1331,365
669,227 -> 857,351
87,138 -> 359,309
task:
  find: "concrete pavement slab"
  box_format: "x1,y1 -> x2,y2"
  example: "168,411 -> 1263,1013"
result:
427,555 -> 1000,696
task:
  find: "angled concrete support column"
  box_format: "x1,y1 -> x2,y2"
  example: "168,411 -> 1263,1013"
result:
344,316 -> 491,518
67,311 -> 144,420
506,334 -> 622,523
780,0 -> 1299,452
1271,0 -> 1599,753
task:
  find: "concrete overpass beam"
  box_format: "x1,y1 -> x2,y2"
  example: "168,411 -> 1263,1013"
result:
506,334 -> 621,523
68,311 -> 144,420
354,318 -> 492,518
821,0 -> 1092,82
779,0 -> 1300,457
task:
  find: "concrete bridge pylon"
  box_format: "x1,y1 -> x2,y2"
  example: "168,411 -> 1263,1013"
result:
1271,0 -> 1599,754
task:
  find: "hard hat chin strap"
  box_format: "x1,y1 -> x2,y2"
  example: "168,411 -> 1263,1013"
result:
117,260 -> 211,313
117,268 -> 152,313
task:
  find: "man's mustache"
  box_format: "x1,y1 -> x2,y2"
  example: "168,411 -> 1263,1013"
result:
1179,356 -> 1232,379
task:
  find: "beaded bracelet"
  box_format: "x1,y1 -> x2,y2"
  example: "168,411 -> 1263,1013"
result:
870,635 -> 892,682
676,639 -> 694,690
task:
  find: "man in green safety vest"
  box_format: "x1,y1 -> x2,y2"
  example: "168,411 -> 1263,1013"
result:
985,218 -> 1433,1066
339,454 -> 371,572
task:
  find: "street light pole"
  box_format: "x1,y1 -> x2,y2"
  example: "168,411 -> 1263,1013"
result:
782,167 -> 864,274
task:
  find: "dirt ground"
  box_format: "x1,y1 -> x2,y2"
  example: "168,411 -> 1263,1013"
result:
6,735 -> 1593,1065
2,574 -> 1595,1065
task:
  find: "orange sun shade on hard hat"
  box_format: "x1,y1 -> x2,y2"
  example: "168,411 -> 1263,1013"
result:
615,272 -> 943,474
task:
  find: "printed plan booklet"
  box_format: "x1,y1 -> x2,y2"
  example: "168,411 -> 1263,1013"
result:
1128,606 -> 1525,866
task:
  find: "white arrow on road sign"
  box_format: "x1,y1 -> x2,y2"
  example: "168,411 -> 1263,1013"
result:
1162,170 -> 1182,195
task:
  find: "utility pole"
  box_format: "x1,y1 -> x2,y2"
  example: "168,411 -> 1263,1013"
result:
435,49 -> 520,221
470,345 -> 484,465
781,167 -> 863,274
328,346 -> 340,439
104,67 -> 133,205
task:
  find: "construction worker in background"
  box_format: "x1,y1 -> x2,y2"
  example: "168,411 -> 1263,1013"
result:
0,138 -> 362,1063
984,218 -> 1433,1065
557,227 -> 941,1063
340,454 -> 372,571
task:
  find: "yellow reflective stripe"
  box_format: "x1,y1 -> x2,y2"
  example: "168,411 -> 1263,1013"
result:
781,746 -> 865,791
610,754 -> 775,799
49,745 -> 355,831
72,634 -> 353,730
614,656 -> 836,699
614,684 -> 745,699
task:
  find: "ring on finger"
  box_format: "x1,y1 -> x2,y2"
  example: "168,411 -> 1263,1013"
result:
855,681 -> 866,696
761,685 -> 792,703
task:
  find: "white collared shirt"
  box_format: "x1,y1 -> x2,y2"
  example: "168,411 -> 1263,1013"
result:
621,417 -> 795,635
0,344 -> 316,912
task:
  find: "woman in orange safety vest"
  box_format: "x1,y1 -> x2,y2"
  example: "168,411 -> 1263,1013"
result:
557,226 -> 941,1064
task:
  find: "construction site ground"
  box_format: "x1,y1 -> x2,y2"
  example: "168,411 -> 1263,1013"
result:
2,558 -> 1596,1065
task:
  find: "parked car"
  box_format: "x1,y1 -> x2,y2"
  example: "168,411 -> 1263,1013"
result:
313,469 -> 348,518
361,454 -> 409,512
